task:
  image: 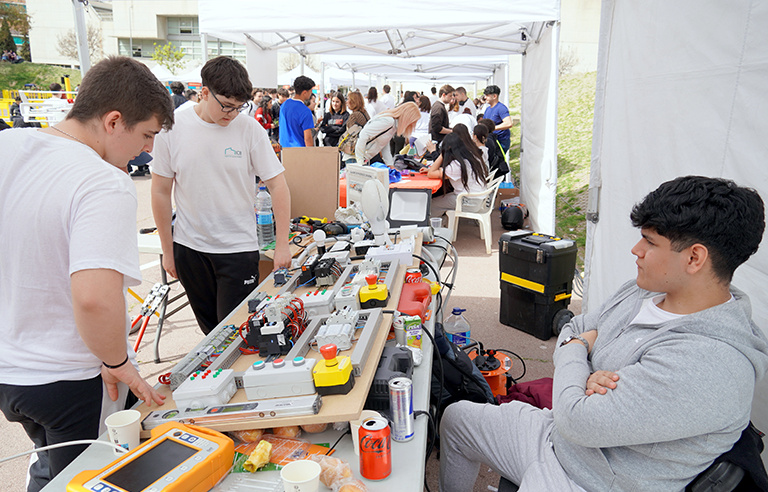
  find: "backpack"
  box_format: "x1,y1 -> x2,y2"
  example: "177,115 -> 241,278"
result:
430,322 -> 496,418
487,134 -> 510,178
338,124 -> 363,154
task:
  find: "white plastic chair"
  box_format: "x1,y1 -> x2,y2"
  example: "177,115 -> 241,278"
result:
446,176 -> 504,254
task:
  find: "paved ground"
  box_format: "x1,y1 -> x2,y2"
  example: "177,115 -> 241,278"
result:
0,173 -> 580,491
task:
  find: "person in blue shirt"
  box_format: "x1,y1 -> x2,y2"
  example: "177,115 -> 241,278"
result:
482,85 -> 515,154
279,75 -> 316,148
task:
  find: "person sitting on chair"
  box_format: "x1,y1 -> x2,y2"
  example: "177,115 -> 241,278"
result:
439,175 -> 768,491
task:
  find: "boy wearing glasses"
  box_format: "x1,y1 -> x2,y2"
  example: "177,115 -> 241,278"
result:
151,56 -> 292,335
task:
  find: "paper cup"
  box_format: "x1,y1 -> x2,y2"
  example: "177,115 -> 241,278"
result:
350,410 -> 381,455
104,409 -> 141,455
280,459 -> 322,492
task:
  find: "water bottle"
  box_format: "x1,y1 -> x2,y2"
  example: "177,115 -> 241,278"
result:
444,308 -> 471,347
255,186 -> 275,249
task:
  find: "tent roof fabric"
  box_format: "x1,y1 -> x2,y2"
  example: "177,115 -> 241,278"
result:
200,0 -> 558,78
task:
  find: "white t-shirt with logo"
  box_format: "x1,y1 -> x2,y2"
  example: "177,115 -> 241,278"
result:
0,130 -> 141,385
151,107 -> 285,254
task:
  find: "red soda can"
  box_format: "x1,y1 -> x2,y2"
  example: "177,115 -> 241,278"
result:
405,267 -> 422,283
359,417 -> 391,480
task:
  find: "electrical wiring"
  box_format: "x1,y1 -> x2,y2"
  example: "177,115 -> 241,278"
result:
325,428 -> 351,455
415,408 -> 436,492
0,439 -> 125,465
495,348 -> 527,383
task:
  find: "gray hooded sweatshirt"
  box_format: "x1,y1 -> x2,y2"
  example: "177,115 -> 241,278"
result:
552,281 -> 768,491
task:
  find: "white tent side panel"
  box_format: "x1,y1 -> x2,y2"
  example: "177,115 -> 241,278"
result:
585,0 -> 768,456
520,21 -> 560,234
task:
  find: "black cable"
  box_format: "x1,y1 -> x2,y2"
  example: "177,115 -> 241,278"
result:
495,348 -> 527,383
425,242 -> 450,269
418,407 -> 436,492
421,326 -> 445,431
412,253 -> 441,286
415,409 -> 436,468
325,428 -> 350,455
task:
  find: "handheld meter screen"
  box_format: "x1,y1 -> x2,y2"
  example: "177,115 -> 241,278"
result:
102,438 -> 197,491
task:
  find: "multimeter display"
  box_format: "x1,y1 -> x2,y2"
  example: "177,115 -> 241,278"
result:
102,439 -> 197,492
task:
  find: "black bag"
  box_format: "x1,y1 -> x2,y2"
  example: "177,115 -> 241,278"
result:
487,134 -> 510,179
430,322 -> 496,417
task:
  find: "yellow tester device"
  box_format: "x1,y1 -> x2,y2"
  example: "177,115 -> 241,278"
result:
67,422 -> 234,492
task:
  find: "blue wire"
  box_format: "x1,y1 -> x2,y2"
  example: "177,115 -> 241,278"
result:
299,276 -> 316,287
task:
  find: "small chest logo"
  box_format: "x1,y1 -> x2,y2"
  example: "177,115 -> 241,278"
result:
225,147 -> 243,158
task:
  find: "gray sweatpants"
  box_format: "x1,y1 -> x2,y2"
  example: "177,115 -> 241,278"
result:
439,400 -> 587,492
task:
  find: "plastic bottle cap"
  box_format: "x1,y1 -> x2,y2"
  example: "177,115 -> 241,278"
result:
451,308 -> 466,315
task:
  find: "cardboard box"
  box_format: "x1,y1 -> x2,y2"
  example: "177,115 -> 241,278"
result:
494,184 -> 520,210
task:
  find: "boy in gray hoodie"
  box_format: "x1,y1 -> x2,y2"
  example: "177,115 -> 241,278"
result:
439,176 -> 768,491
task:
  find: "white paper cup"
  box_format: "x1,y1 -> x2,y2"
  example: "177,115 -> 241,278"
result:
349,410 -> 381,455
430,217 -> 443,230
280,459 -> 322,492
104,409 -> 141,455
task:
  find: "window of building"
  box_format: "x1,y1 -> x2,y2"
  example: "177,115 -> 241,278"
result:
167,17 -> 199,36
118,39 -> 164,59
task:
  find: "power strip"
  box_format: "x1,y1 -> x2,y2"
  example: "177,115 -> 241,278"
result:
141,394 -> 323,430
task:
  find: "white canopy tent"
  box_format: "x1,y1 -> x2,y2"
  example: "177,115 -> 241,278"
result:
584,0 -> 768,459
276,66 -> 357,90
198,0 -> 561,234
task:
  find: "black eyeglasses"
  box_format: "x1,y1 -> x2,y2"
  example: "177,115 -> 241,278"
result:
210,91 -> 246,114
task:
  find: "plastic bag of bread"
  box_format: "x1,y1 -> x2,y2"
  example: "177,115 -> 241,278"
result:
309,454 -> 353,487
272,425 -> 301,438
229,428 -> 265,443
242,440 -> 272,472
300,422 -> 328,434
334,478 -> 367,492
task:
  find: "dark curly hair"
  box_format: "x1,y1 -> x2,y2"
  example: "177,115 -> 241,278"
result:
630,175 -> 764,282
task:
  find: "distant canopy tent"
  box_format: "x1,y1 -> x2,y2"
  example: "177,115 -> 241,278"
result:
198,0 -> 561,234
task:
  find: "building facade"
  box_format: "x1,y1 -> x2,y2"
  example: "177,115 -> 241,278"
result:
26,0 -> 244,69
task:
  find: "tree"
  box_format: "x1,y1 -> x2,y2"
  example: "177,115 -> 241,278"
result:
151,42 -> 187,75
0,2 -> 30,57
18,38 -> 29,60
0,19 -> 15,53
57,25 -> 103,62
0,3 -> 30,35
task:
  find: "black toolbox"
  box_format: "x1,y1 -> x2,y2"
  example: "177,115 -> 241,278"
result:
498,231 -> 577,340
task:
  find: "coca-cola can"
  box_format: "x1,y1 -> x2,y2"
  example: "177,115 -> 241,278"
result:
404,267 -> 422,283
359,417 -> 391,480
389,377 -> 414,442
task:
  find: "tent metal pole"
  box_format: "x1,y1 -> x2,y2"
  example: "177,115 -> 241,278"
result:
201,33 -> 209,62
71,0 -> 91,76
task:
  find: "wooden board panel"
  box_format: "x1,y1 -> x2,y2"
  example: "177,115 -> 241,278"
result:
281,146 -> 340,221
138,259 -> 414,438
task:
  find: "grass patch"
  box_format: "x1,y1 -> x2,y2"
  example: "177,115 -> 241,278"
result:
0,62 -> 82,91
507,72 -> 596,269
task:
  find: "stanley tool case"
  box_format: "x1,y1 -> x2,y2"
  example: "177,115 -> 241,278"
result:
498,231 -> 577,340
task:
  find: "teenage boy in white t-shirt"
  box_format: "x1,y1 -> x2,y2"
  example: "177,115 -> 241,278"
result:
151,56 -> 292,335
0,57 -> 172,492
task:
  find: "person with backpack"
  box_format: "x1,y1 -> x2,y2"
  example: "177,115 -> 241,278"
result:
354,101 -> 421,167
479,118 -> 509,180
339,91 -> 370,164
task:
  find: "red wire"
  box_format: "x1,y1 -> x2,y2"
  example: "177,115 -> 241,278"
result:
158,372 -> 171,385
